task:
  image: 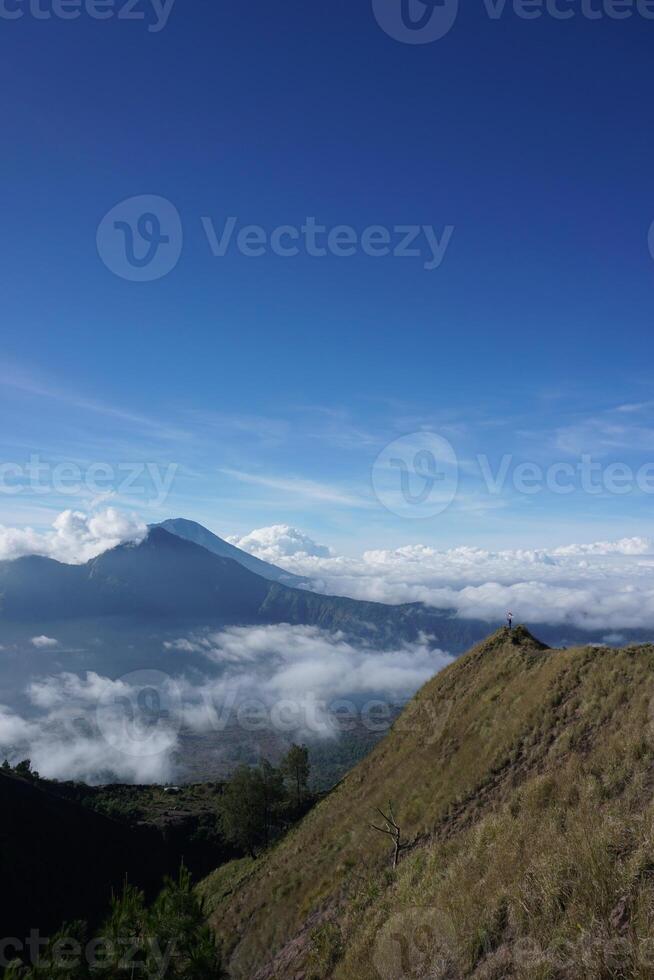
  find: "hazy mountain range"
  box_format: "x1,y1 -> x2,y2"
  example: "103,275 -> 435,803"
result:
0,522 -> 488,650
1,518 -> 652,653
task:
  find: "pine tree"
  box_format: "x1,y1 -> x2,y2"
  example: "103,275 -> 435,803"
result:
281,744 -> 310,811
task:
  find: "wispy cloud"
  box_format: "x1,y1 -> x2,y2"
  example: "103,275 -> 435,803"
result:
0,362 -> 190,442
220,468 -> 370,508
184,409 -> 290,446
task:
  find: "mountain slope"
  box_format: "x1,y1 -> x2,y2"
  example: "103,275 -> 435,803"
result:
0,527 -> 269,621
199,627 -> 654,978
158,518 -> 309,587
87,525 -> 273,618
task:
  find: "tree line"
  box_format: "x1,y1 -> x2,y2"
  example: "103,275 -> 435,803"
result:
218,743 -> 311,858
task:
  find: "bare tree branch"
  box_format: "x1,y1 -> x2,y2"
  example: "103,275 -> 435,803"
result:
370,801 -> 403,868
370,823 -> 395,836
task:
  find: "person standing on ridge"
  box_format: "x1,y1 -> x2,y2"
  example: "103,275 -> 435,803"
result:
507,611 -> 513,630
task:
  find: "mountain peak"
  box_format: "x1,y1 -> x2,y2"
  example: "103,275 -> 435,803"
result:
473,623 -> 549,654
142,525 -> 192,549
156,518 -> 309,588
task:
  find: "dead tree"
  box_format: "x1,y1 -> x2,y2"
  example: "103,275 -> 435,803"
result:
370,801 -> 403,869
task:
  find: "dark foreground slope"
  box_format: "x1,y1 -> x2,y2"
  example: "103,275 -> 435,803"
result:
200,627 -> 654,979
0,770 -> 168,939
0,773 -> 238,942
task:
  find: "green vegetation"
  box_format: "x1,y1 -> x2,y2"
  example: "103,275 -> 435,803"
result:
198,627 -> 654,978
218,746 -> 315,856
3,867 -> 223,979
304,714 -> 401,790
218,761 -> 285,856
0,748 -> 323,961
47,779 -> 225,826
2,759 -> 40,780
281,743 -> 310,810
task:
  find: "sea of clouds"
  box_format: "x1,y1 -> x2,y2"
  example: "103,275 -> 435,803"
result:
0,624 -> 450,783
229,524 -> 654,632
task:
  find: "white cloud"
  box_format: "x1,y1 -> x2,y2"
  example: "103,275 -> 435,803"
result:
0,697 -> 176,784
228,524 -> 331,561
168,623 -> 448,699
0,508 -> 147,564
30,636 -> 59,649
0,671 -> 180,783
27,670 -> 124,709
230,531 -> 654,632
0,626 -> 452,783
220,468 -> 366,507
165,624 -> 452,740
551,537 -> 651,556
0,706 -> 33,744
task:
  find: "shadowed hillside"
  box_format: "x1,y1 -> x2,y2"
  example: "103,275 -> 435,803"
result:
199,627 -> 654,979
0,769 -> 170,939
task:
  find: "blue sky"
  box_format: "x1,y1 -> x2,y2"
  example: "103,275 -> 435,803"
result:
2,0 -> 654,554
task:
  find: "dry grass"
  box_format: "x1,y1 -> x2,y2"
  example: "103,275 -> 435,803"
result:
197,627 -> 654,979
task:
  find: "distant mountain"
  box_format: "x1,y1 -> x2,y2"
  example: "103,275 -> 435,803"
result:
1,528 -> 651,654
0,527 -> 487,650
0,527 -> 270,622
157,517 -> 310,587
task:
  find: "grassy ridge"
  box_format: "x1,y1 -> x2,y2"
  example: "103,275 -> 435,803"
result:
198,626 -> 654,978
